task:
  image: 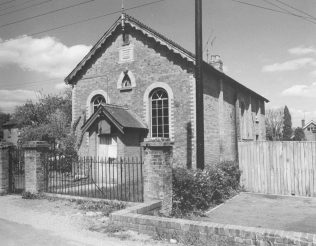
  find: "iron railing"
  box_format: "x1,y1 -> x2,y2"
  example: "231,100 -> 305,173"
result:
44,155 -> 143,202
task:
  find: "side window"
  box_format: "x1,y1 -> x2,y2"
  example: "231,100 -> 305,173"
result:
150,88 -> 169,138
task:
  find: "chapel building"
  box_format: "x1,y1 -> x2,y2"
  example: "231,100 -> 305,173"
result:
65,14 -> 268,169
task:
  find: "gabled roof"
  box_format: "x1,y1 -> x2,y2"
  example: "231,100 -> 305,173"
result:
303,120 -> 316,130
65,14 -> 268,103
81,104 -> 147,134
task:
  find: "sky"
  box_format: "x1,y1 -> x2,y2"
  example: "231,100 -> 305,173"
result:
0,0 -> 316,126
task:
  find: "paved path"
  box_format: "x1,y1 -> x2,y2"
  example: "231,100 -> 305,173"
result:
205,192 -> 316,234
0,195 -> 173,246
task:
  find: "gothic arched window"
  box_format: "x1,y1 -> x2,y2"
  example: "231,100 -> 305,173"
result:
150,88 -> 169,138
122,70 -> 131,88
91,95 -> 106,113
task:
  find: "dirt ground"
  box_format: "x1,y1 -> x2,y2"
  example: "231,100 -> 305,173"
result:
205,192 -> 316,234
0,195 -> 176,246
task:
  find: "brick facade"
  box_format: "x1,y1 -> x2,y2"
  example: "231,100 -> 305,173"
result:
67,15 -> 267,168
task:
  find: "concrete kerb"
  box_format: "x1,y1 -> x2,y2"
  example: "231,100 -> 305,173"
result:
43,193 -> 141,207
110,201 -> 316,245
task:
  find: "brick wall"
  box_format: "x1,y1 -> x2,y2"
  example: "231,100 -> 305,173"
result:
142,140 -> 173,215
111,201 -> 316,246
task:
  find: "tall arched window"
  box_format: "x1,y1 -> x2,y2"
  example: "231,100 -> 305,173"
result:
91,95 -> 106,113
150,88 -> 169,138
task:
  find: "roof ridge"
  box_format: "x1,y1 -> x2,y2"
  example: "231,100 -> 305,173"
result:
125,14 -> 195,59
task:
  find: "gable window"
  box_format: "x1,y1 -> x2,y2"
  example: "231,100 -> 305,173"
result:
122,70 -> 132,88
150,88 -> 169,138
91,95 -> 106,113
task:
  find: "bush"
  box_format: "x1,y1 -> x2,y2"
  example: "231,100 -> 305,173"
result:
172,161 -> 241,217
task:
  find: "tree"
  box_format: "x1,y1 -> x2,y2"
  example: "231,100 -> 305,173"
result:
0,112 -> 10,139
265,108 -> 284,141
293,127 -> 305,141
282,106 -> 292,140
13,90 -> 73,152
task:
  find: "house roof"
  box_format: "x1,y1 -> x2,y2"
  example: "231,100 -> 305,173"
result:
81,104 -> 147,134
2,120 -> 18,129
65,14 -> 268,103
303,120 -> 316,130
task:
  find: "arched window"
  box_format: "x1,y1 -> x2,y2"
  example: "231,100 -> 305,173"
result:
91,95 -> 106,113
150,88 -> 169,138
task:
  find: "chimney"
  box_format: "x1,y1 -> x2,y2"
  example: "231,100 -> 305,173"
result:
302,119 -> 305,128
209,55 -> 223,72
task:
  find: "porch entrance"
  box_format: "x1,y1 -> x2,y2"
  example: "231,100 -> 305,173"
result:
98,135 -> 117,160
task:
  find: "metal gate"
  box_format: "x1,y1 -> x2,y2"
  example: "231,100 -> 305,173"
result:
9,147 -> 25,193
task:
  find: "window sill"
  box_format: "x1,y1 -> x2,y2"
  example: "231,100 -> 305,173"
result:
119,87 -> 133,92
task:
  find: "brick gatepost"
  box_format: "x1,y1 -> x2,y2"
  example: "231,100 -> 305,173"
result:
0,142 -> 14,195
141,139 -> 173,215
23,141 -> 50,193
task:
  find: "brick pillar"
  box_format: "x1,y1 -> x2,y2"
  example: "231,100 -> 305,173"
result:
141,139 -> 173,216
23,141 -> 50,193
0,142 -> 14,195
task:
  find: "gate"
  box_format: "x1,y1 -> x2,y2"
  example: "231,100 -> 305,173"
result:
44,155 -> 143,202
8,147 -> 25,193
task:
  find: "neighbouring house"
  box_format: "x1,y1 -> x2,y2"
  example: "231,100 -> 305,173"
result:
302,119 -> 316,141
65,14 -> 268,169
2,120 -> 20,145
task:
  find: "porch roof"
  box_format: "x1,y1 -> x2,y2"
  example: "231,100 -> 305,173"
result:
81,104 -> 147,134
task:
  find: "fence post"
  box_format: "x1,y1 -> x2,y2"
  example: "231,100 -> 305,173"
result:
23,141 -> 50,194
141,139 -> 173,216
0,142 -> 14,195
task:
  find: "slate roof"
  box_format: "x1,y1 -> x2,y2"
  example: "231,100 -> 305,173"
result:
81,104 -> 147,134
65,14 -> 268,103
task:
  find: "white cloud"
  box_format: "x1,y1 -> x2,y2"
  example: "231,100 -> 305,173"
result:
282,82 -> 316,98
0,36 -> 91,78
0,89 -> 38,113
262,58 -> 316,72
288,46 -> 316,55
55,82 -> 70,90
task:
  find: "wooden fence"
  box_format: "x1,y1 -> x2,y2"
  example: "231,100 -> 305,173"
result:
238,141 -> 316,197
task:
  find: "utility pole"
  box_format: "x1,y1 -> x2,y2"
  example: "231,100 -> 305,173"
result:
195,0 -> 204,169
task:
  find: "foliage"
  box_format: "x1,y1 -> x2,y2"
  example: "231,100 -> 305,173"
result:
282,106 -> 292,140
13,90 -> 75,155
172,161 -> 241,217
74,199 -> 126,216
22,191 -> 44,199
265,108 -> 284,141
293,127 -> 305,141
